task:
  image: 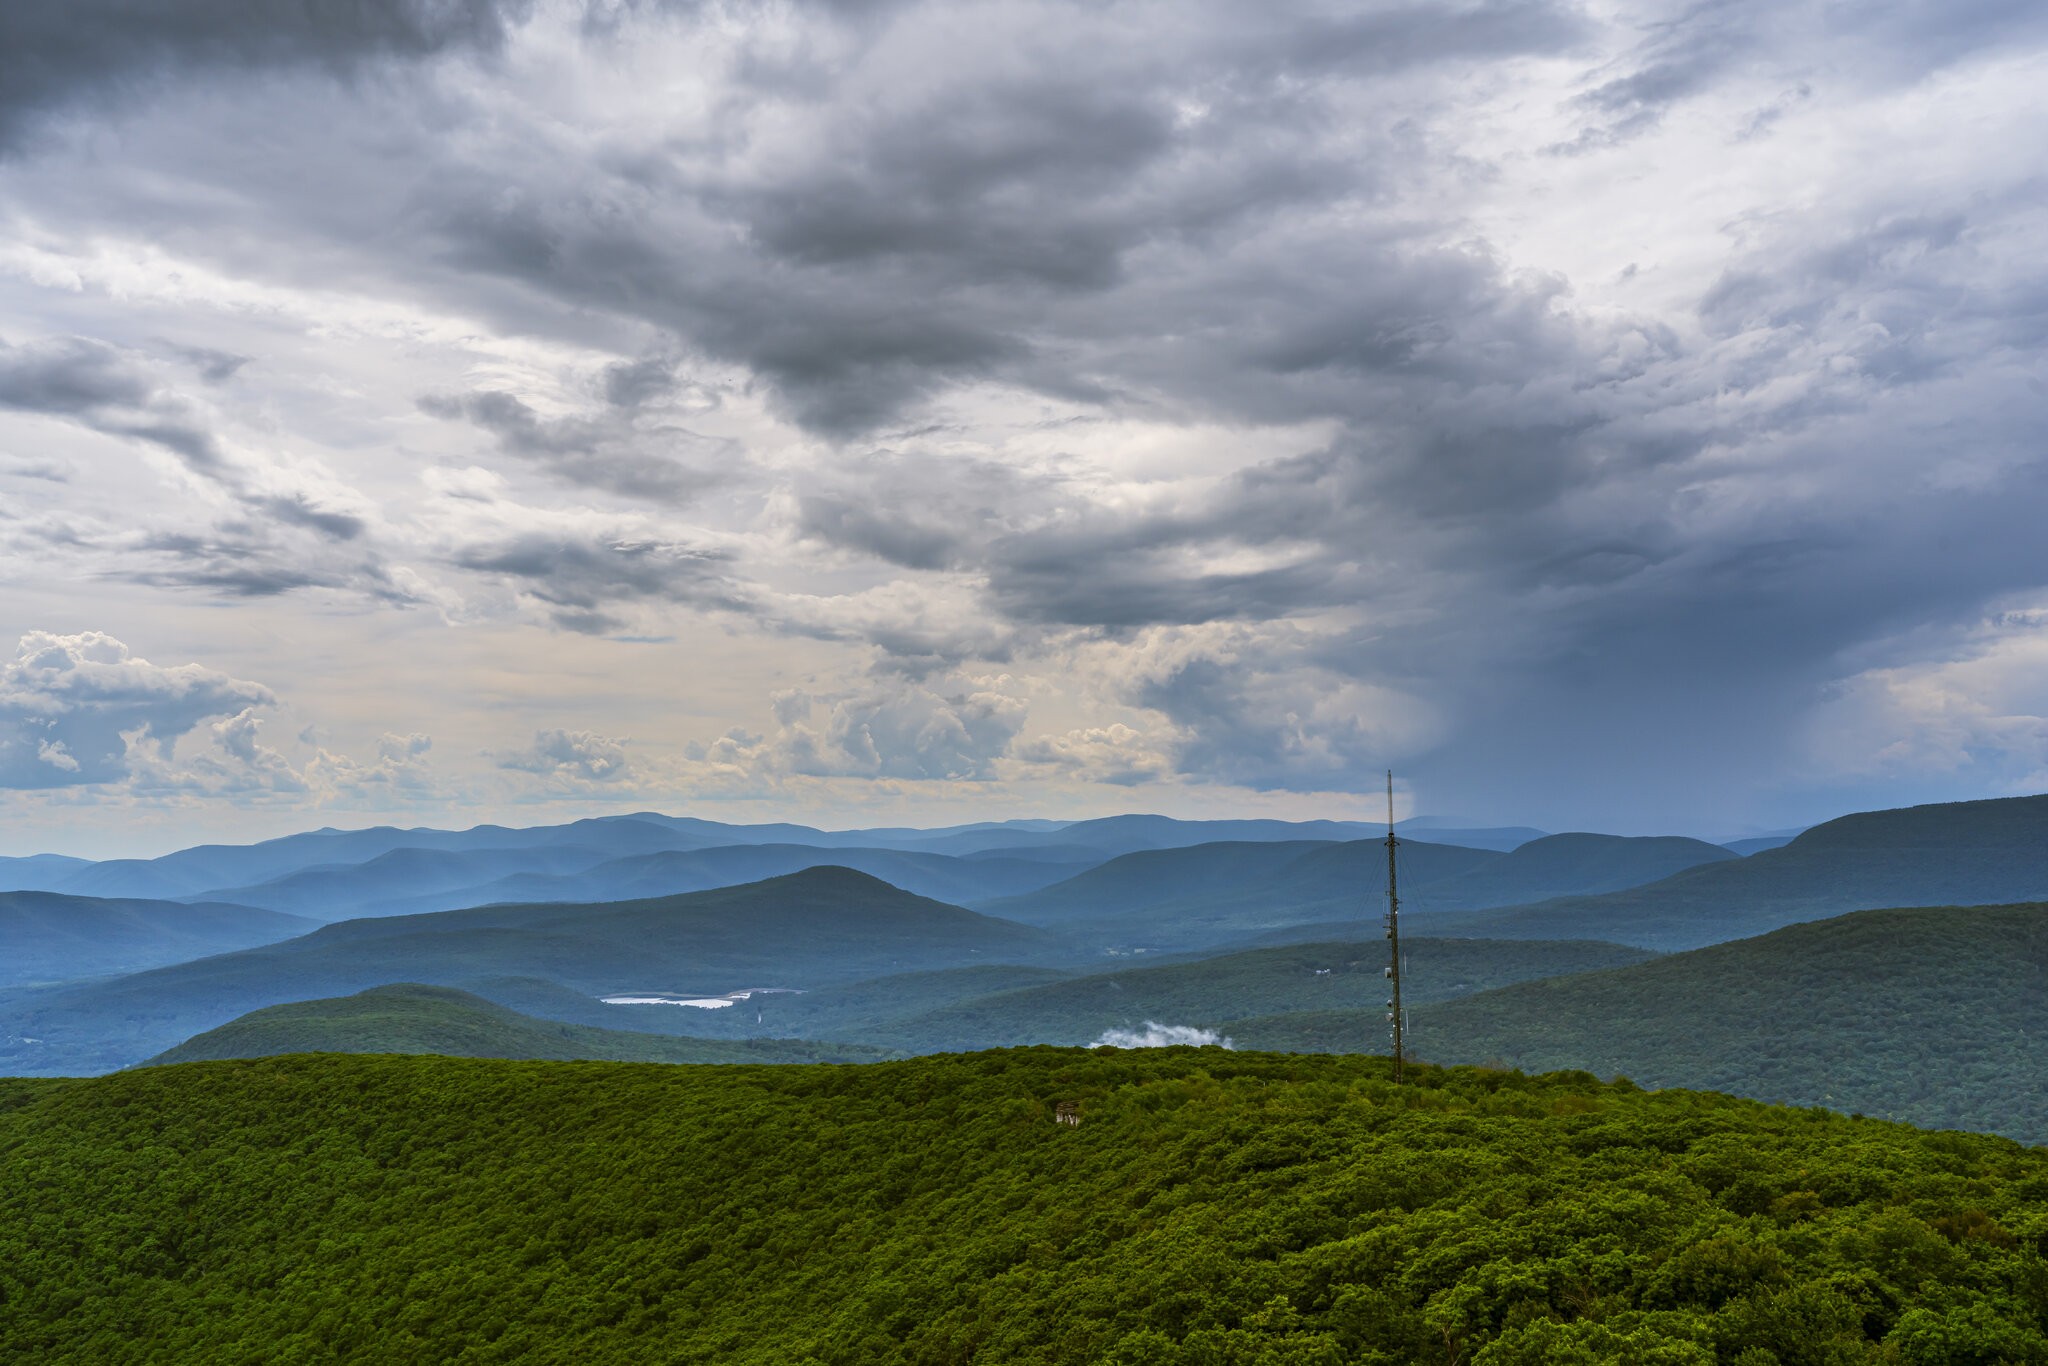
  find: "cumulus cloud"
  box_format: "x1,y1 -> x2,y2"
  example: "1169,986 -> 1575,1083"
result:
495,727 -> 631,782
1011,723 -> 1174,787
691,681 -> 1028,782
304,732 -> 437,798
0,631 -> 275,789
1093,1022 -> 1234,1049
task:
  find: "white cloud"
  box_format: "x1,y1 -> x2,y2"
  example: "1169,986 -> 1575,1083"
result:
0,631 -> 275,789
1092,1022 -> 1234,1049
495,727 -> 631,783
690,680 -> 1029,782
1804,603 -> 2048,788
1011,723 -> 1174,787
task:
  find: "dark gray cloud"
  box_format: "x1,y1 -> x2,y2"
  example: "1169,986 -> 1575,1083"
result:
0,334 -> 226,473
419,362 -> 731,503
159,342 -> 251,384
2,0 -> 2043,828
400,1 -> 1594,436
126,527 -> 405,602
453,531 -> 748,633
0,0 -> 522,151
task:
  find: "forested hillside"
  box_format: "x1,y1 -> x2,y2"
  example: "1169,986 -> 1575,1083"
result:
2,1051 -> 2045,1363
0,892 -> 314,989
846,938 -> 1656,1053
1229,902 -> 2048,1145
143,984 -> 890,1067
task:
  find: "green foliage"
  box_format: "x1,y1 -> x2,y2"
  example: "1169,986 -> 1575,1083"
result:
141,984 -> 890,1066
1404,901 -> 2048,1145
844,938 -> 1656,1053
3,1050 -> 2046,1363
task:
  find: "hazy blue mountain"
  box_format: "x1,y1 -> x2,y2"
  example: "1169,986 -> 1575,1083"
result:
143,983 -> 891,1067
1393,820 -> 1551,852
1227,901 -> 2048,1146
1407,833 -> 1737,911
981,839 -> 1504,948
0,867 -> 1063,1075
193,844 -> 636,920
1424,792 -> 2048,950
1,891 -> 316,990
51,816 -> 713,902
851,938 -> 1657,1054
1720,835 -> 1799,855
362,843 -> 1099,920
37,811 -> 1409,907
944,840 -> 1341,923
0,853 -> 92,893
957,842 -> 1110,864
919,814 -> 1380,856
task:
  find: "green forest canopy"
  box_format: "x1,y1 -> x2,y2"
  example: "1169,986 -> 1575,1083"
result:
3,1049 -> 2045,1363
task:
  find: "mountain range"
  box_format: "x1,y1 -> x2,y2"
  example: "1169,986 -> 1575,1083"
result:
8,792 -> 2048,1150
1427,793 -> 2048,949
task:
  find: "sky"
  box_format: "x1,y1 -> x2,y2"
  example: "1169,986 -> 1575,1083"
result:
2,0 -> 2046,857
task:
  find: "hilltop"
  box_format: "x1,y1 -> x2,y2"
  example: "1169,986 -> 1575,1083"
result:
143,984 -> 889,1066
2,1050 -> 2043,1363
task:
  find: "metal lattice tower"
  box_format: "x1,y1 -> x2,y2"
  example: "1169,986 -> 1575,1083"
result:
1383,770 -> 1405,1082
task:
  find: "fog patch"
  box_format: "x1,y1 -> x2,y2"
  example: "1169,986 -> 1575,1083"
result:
1093,1022 -> 1233,1050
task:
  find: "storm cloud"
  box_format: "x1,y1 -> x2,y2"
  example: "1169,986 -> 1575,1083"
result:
0,0 -> 2044,842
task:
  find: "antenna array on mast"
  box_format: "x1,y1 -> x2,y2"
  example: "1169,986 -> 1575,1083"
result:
1383,770 -> 1405,1083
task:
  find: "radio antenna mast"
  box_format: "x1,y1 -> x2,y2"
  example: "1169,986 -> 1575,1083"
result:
1384,770 -> 1405,1083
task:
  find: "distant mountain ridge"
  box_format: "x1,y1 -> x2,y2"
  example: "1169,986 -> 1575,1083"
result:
0,867 -> 1062,1075
1,891 -> 316,990
1410,833 -> 1737,911
325,843 -> 1098,921
5,811 -> 1399,919
1427,793 -> 2048,949
983,832 -> 1735,948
